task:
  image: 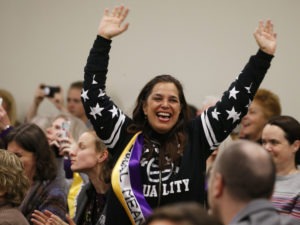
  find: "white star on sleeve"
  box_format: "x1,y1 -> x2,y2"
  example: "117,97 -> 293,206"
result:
235,71 -> 243,80
229,87 -> 240,100
81,89 -> 89,102
109,105 -> 118,118
98,89 -> 106,97
89,103 -> 104,120
92,74 -> 98,84
212,108 -> 221,121
89,107 -> 97,120
245,99 -> 252,108
245,83 -> 253,94
226,106 -> 241,123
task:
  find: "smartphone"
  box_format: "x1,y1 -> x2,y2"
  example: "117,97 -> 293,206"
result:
42,85 -> 60,98
0,97 -> 2,106
61,121 -> 71,138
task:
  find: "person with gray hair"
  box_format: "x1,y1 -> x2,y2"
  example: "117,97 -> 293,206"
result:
207,140 -> 297,225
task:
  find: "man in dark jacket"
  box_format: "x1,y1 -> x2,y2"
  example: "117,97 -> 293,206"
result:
207,140 -> 297,225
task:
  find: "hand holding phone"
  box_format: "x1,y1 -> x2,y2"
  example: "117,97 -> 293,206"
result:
61,121 -> 71,138
41,85 -> 60,98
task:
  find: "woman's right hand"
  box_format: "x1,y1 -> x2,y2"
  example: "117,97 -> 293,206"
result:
34,84 -> 46,106
98,5 -> 129,40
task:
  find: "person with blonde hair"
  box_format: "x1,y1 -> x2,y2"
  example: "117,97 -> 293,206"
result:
239,88 -> 281,143
45,113 -> 88,217
0,149 -> 30,225
31,130 -> 112,225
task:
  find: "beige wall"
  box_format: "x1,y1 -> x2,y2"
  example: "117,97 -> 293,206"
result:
1,0 -> 300,121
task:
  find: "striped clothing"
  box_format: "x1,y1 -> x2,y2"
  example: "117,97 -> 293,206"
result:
272,172 -> 300,220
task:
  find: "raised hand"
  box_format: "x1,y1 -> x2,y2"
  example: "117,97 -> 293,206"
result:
48,88 -> 67,112
98,5 -> 129,39
34,84 -> 46,106
253,20 -> 277,55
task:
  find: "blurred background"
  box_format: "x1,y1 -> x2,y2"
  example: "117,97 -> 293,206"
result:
1,0 -> 299,121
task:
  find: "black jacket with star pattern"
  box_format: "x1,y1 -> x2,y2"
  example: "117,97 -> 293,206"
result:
82,36 -> 273,225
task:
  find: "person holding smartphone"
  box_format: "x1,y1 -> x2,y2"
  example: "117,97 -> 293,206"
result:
31,130 -> 112,225
45,114 -> 88,218
26,82 -> 91,129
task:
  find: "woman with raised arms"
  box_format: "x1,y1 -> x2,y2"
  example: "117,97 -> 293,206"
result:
81,5 -> 277,225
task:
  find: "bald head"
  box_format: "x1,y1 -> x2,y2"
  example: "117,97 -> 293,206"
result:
213,140 -> 275,201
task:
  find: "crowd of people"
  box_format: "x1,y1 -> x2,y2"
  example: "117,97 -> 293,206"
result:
0,4 -> 299,225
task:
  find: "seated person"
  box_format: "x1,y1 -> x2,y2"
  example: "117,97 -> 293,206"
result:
6,123 -> 68,224
0,149 -> 30,225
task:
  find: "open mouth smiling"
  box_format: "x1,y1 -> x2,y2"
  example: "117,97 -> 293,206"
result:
157,112 -> 172,121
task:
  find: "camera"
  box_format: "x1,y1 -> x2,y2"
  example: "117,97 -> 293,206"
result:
42,85 -> 60,98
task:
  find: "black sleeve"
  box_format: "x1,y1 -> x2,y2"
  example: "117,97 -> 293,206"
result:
198,50 -> 273,150
82,36 -> 132,156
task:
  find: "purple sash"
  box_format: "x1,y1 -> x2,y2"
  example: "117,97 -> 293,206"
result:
111,132 -> 152,225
